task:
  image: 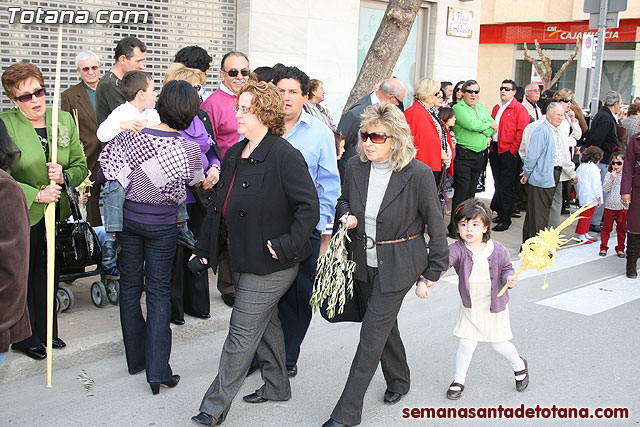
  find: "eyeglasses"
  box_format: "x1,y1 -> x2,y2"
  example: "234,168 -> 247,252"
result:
223,68 -> 250,77
559,99 -> 572,103
14,87 -> 46,103
611,161 -> 623,166
499,87 -> 514,92
464,89 -> 480,94
80,65 -> 99,72
234,105 -> 250,114
434,93 -> 444,99
192,84 -> 202,92
360,131 -> 392,144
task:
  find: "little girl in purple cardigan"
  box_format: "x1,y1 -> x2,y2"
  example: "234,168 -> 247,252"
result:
443,198 -> 528,400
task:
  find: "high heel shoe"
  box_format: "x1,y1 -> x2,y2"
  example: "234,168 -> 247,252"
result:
149,374 -> 180,395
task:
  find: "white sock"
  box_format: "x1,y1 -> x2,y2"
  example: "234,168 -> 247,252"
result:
585,233 -> 593,240
453,338 -> 478,386
491,341 -> 526,380
577,234 -> 588,241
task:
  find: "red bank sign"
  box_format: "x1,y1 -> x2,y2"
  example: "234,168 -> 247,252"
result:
480,19 -> 640,44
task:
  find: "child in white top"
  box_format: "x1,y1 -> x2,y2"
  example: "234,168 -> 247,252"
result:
439,199 -> 527,400
600,152 -> 628,257
575,146 -> 604,243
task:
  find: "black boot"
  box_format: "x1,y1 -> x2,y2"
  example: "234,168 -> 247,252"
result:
626,233 -> 639,279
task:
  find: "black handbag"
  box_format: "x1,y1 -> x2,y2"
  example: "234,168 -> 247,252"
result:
319,277 -> 365,323
55,174 -> 102,270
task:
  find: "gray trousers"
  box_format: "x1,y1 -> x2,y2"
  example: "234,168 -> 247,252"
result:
199,264 -> 299,421
331,266 -> 411,426
549,180 -> 565,228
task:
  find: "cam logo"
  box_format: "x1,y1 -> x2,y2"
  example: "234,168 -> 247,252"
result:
545,25 -> 561,40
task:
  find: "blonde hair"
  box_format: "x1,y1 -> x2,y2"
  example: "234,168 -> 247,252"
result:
357,102 -> 416,171
413,77 -> 440,102
553,88 -> 574,101
163,62 -> 205,86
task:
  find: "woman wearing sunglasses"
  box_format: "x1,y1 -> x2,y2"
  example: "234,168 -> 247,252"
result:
323,103 -> 449,427
0,61 -> 88,360
448,80 -> 497,238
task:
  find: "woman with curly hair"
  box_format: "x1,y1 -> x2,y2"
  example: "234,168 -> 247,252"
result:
191,81 -> 319,426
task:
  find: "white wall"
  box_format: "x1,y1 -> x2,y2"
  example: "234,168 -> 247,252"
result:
236,0 -> 360,121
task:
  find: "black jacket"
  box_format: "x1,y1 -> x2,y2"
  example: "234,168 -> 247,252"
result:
195,132 -> 319,275
335,156 -> 449,292
587,106 -> 619,163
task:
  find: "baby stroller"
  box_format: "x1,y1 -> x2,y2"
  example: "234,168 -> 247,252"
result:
56,174 -> 120,312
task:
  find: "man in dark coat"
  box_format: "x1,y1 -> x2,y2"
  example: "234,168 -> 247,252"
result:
61,50 -> 103,226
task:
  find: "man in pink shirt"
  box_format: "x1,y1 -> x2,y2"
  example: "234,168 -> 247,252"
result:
200,51 -> 251,307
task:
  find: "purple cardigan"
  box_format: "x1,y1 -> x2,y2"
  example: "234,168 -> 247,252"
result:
446,239 -> 515,313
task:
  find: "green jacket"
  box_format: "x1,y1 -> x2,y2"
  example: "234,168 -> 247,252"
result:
0,108 -> 88,225
452,99 -> 496,152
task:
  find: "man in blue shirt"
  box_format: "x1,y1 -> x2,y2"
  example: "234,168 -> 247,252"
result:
270,66 -> 340,379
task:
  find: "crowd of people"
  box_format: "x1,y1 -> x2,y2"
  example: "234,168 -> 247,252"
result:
0,35 -> 638,427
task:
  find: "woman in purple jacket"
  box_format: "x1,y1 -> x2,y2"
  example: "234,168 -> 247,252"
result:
164,63 -> 222,323
439,198 -> 528,400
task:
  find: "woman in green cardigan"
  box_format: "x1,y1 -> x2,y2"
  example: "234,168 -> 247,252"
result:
449,80 -> 497,238
0,62 -> 88,360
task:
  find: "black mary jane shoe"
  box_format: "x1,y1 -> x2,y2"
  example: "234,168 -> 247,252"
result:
515,357 -> 529,391
17,345 -> 47,360
322,418 -> 352,427
52,338 -> 66,349
287,365 -> 297,377
446,382 -> 464,400
242,392 -> 269,404
171,318 -> 186,326
192,411 -> 223,425
383,389 -> 403,404
149,374 -> 180,395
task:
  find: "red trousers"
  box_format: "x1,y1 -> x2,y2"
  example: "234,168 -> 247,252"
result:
575,206 -> 595,234
600,208 -> 628,252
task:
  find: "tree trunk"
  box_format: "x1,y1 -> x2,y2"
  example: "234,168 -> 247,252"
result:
342,0 -> 422,115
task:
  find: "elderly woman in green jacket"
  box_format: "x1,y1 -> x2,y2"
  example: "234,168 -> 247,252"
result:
449,79 -> 497,238
0,62 -> 88,360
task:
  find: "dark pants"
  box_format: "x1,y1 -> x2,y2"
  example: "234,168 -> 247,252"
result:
523,168 -> 561,243
215,248 -> 235,296
450,145 -> 485,232
279,230 -> 321,367
13,219 -> 59,349
490,149 -> 519,225
171,203 -> 210,319
118,218 -> 177,382
331,266 -> 411,426
199,265 -> 298,421
514,157 -> 528,211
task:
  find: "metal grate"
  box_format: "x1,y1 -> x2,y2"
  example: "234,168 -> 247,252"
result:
0,0 -> 236,111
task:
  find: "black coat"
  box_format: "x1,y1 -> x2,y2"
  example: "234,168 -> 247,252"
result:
335,156 -> 449,292
336,93 -> 373,175
195,132 -> 319,275
587,106 -> 619,164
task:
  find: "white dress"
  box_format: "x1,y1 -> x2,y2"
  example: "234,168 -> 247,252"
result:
453,240 -> 512,342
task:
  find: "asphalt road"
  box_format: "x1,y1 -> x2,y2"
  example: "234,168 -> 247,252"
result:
2,243 -> 638,427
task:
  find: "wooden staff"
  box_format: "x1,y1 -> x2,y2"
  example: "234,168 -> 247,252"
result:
45,24 -> 63,388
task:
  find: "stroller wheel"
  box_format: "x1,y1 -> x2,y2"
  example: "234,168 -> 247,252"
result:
91,281 -> 108,307
57,285 -> 75,312
107,280 -> 120,305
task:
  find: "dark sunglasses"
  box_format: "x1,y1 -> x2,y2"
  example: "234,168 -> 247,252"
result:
15,87 -> 46,103
81,65 -> 99,72
465,89 -> 480,94
499,86 -> 514,92
360,131 -> 392,144
611,161 -> 623,166
223,68 -> 250,77
559,99 -> 572,103
192,84 -> 202,92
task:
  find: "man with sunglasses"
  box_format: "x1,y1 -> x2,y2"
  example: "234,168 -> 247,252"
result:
489,79 -> 530,232
336,78 -> 406,175
200,51 -> 250,308
96,36 -> 146,125
61,51 -> 103,226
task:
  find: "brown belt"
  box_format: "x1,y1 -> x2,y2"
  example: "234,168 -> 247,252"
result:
375,233 -> 422,245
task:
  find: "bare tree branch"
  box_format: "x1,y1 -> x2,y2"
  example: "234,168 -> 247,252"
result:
548,39 -> 580,89
523,39 -> 580,90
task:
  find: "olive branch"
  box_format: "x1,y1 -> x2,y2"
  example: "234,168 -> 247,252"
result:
310,223 -> 357,319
